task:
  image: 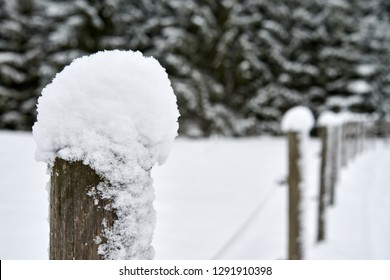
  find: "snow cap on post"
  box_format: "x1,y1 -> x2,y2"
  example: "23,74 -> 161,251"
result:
33,50 -> 179,169
281,106 -> 314,134
338,111 -> 357,125
317,111 -> 339,128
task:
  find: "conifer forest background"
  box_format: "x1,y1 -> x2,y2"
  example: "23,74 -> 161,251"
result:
1,0 -> 390,136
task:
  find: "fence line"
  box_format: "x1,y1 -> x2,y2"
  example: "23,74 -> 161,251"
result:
317,127 -> 328,242
213,114 -> 381,259
316,114 -> 376,245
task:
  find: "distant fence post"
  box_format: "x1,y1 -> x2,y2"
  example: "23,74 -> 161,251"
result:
33,50 -> 179,259
287,131 -> 303,259
328,126 -> 339,206
351,121 -> 360,160
386,119 -> 390,144
316,127 -> 328,242
316,111 -> 339,242
341,122 -> 350,167
282,106 -> 314,260
315,112 -> 375,244
357,120 -> 364,155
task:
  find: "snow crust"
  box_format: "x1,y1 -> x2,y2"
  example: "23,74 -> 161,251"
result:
281,106 -> 314,133
33,50 -> 179,259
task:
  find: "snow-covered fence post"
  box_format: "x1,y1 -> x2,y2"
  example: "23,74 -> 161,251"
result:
351,120 -> 360,160
49,159 -> 116,259
286,131 -> 301,259
343,115 -> 365,162
385,118 -> 390,144
377,116 -> 390,144
363,115 -> 375,150
340,122 -> 349,167
329,124 -> 340,206
360,117 -> 367,154
345,121 -> 354,164
33,50 -> 179,260
356,118 -> 364,155
317,126 -> 328,242
281,106 -> 314,260
340,113 -> 355,167
316,111 -> 338,242
350,121 -> 357,160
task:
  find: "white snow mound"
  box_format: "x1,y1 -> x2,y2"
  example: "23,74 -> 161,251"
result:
318,111 -> 339,127
281,106 -> 314,133
33,50 -> 179,169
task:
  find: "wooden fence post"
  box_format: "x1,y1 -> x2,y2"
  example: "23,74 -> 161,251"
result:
358,121 -> 364,154
351,122 -> 359,160
50,159 -> 116,259
282,106 -> 314,260
346,122 -> 353,164
34,50 -> 179,260
349,122 -> 355,160
316,127 -> 328,242
341,123 -> 348,168
328,126 -> 339,206
386,120 -> 390,144
287,132 -> 303,260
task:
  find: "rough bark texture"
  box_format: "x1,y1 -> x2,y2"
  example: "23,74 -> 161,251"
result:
317,127 -> 327,242
287,132 -> 303,260
50,158 -> 116,260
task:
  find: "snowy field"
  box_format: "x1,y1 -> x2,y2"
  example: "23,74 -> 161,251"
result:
1,131 -> 390,259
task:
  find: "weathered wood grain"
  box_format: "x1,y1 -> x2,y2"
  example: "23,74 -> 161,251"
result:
50,158 -> 116,260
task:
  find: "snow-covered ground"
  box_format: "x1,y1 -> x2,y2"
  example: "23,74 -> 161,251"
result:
1,131 -> 389,259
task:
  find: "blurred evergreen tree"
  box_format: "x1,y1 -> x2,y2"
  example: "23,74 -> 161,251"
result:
357,0 -> 390,120
38,0 -> 119,87
237,0 -> 389,134
235,0 -> 302,134
0,0 -> 42,129
149,0 -> 252,136
1,0 -> 390,135
312,0 -> 377,114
